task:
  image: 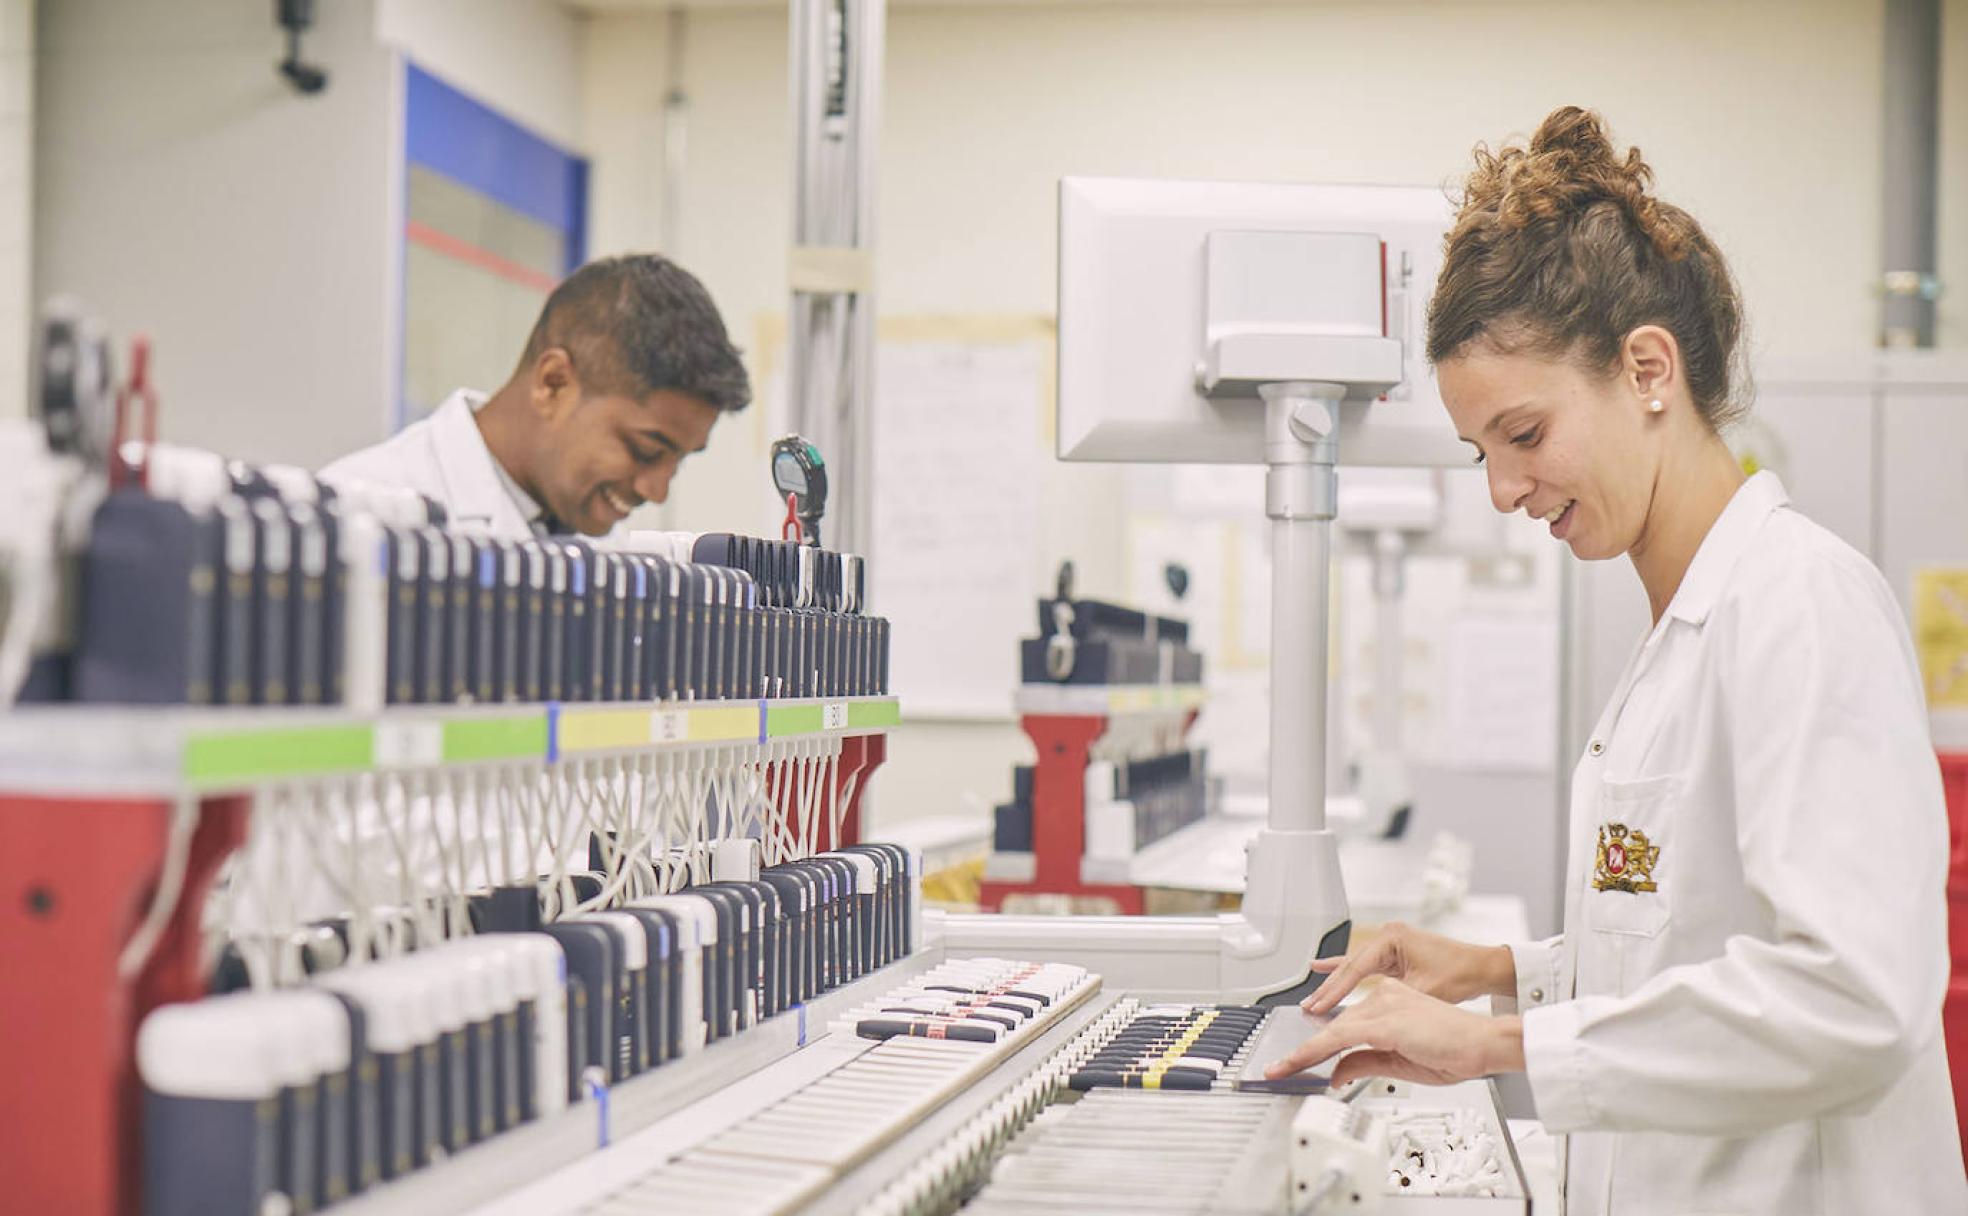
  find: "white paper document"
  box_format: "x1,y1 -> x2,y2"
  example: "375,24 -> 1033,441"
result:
1439,614 -> 1559,772
869,339 -> 1046,718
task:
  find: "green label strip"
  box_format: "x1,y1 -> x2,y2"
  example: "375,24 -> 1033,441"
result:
177,698 -> 896,785
767,704 -> 825,736
443,714 -> 548,763
183,724 -> 375,785
847,699 -> 901,729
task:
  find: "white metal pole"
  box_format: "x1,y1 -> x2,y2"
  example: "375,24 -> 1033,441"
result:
1260,382 -> 1341,836
1371,529 -> 1405,751
787,0 -> 883,557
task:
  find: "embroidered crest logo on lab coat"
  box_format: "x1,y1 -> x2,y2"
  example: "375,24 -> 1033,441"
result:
1593,823 -> 1660,893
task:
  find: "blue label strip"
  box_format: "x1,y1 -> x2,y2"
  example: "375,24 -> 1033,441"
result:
587,1072 -> 611,1148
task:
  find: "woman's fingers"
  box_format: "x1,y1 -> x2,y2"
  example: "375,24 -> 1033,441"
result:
1329,1049 -> 1412,1089
1309,955 -> 1344,973
1303,939 -> 1394,1013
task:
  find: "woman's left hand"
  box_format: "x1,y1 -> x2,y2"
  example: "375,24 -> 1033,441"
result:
1264,978 -> 1527,1088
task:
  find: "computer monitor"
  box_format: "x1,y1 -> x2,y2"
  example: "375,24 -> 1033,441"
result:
1057,175 -> 1467,469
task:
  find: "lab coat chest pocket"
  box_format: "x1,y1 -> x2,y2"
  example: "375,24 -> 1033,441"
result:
1584,774 -> 1678,938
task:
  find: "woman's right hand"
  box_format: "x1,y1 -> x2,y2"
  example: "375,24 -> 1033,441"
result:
1301,923 -> 1517,1016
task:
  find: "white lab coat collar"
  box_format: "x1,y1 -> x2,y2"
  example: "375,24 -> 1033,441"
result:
1659,469 -> 1789,627
428,388 -> 541,537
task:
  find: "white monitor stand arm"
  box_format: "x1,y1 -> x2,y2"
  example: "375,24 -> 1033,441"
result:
933,382 -> 1352,1003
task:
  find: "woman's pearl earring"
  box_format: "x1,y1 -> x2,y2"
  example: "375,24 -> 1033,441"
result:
1648,398 -> 1665,414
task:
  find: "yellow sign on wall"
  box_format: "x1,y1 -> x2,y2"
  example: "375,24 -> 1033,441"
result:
1913,569 -> 1968,709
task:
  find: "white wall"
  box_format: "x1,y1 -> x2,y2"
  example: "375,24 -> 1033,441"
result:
375,0 -> 585,149
0,0 -> 30,417
1944,0 -> 1968,347
27,0 -> 1961,926
578,13 -> 673,258
34,0 -> 586,468
578,0 -> 1939,882
593,0 -> 1957,542
878,0 -> 1887,345
35,0 -> 399,467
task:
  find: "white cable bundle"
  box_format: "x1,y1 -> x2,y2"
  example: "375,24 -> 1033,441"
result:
202,722 -> 858,982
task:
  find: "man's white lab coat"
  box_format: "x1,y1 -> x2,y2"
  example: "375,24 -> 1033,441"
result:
1507,472 -> 1967,1214
319,389 -> 543,540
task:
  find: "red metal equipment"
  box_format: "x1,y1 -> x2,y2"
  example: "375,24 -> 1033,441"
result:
1940,751 -> 1968,1169
978,711 -> 1145,916
0,725 -> 887,1216
764,732 -> 888,854
0,792 -> 252,1216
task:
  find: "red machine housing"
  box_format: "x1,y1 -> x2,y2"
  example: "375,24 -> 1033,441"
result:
977,707 -> 1209,916
0,793 -> 251,1216
1940,751 -> 1968,1168
0,733 -> 885,1216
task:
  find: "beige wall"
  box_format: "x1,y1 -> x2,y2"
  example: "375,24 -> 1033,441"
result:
33,0 -> 584,467
579,0 -> 1953,840
1944,0 -> 1968,347
376,0 -> 585,148
26,1 -> 1963,895
0,0 -> 29,417
587,0 -> 1957,534
579,13 -> 674,259
35,0 -> 401,466
23,0 -> 1961,496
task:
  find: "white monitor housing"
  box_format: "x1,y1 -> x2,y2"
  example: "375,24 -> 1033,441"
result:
1056,175 -> 1463,468
937,177 -> 1468,1001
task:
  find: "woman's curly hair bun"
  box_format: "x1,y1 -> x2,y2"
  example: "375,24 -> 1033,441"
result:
1427,106 -> 1749,430
1468,106 -> 1685,260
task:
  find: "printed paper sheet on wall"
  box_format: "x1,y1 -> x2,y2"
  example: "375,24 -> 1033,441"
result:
869,321 -> 1050,718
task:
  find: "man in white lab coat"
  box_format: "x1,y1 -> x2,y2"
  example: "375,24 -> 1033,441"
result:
321,254 -> 750,538
1269,107 -> 1968,1213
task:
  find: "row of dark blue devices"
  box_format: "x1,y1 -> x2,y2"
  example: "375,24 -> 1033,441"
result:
141,844 -> 915,1216
70,467 -> 890,706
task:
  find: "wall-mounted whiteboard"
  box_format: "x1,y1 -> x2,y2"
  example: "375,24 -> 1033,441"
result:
867,317 -> 1053,720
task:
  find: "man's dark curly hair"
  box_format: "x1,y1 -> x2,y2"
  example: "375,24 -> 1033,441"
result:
518,254 -> 751,412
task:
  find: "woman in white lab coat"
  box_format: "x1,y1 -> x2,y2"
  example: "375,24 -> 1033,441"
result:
1268,106 -> 1968,1213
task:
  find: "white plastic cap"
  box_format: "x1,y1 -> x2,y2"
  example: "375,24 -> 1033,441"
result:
412,955 -> 467,1036
382,487 -> 431,530
611,530 -> 699,561
451,938 -> 519,1015
292,990 -> 352,1076
450,950 -> 493,1027
629,894 -> 714,947
575,912 -> 647,970
135,443 -> 230,509
381,961 -> 441,1048
818,851 -> 880,894
329,480 -> 427,531
138,998 -> 282,1100
261,464 -> 323,506
713,838 -> 761,883
245,991 -> 348,1087
314,966 -> 421,1055
500,934 -> 566,1005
